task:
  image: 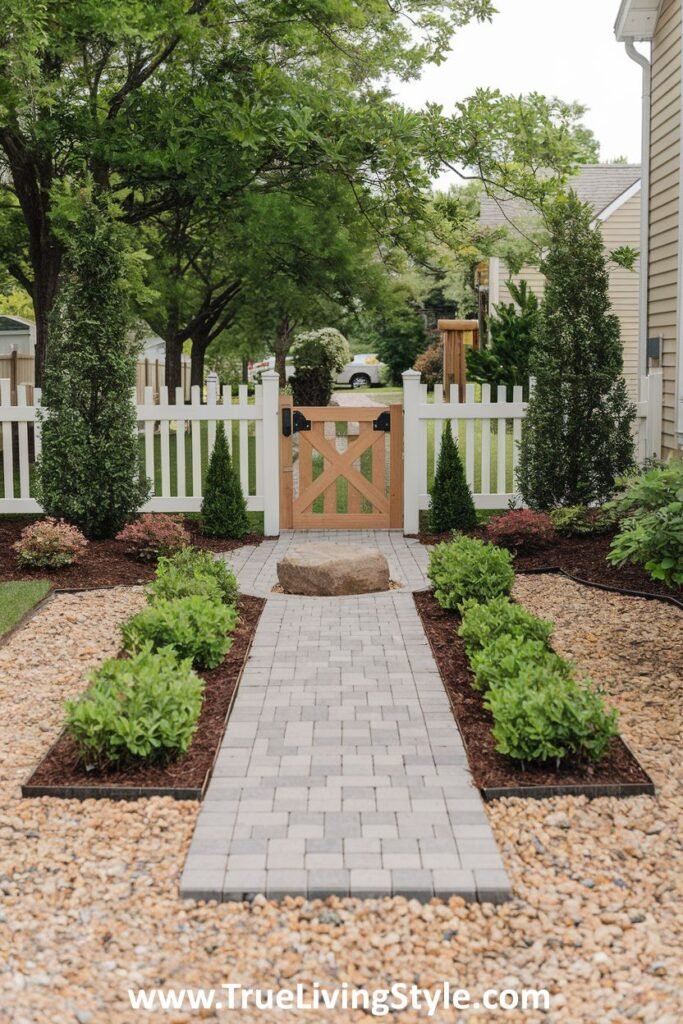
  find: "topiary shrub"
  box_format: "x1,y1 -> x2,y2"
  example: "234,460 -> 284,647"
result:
64,646 -> 203,768
148,548 -> 238,607
428,533 -> 514,610
466,279 -> 539,391
201,423 -> 250,539
429,422 -> 477,533
289,327 -> 351,406
458,596 -> 553,658
116,514 -> 191,563
485,509 -> 555,551
14,518 -> 88,569
607,461 -> 683,586
469,634 -> 571,693
550,504 -> 620,537
518,193 -> 636,509
486,671 -> 618,766
121,594 -> 237,669
37,196 -> 149,538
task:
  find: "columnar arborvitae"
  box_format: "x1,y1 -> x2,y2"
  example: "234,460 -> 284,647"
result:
429,421 -> 477,533
38,197 -> 148,538
518,193 -> 636,509
201,422 -> 250,538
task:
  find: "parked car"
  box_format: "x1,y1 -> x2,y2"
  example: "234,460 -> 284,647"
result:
249,354 -> 386,388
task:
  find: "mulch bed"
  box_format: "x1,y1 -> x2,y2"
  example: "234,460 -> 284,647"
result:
414,590 -> 654,800
22,594 -> 264,800
0,517 -> 263,589
418,529 -> 682,604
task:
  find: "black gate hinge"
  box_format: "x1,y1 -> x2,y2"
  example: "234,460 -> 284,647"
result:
373,411 -> 391,432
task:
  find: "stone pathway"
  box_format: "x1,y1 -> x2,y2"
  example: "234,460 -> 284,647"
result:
180,533 -> 511,903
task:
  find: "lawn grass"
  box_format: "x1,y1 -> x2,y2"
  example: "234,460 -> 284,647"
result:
0,580 -> 51,637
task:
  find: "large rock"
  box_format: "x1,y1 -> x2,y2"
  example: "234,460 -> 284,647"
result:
277,543 -> 390,596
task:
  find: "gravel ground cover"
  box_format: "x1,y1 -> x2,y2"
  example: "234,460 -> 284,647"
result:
0,579 -> 681,1023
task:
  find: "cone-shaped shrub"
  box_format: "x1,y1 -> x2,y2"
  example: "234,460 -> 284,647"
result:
201,423 -> 250,538
429,422 -> 477,533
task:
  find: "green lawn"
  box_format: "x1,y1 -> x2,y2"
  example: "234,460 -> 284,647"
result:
0,580 -> 51,637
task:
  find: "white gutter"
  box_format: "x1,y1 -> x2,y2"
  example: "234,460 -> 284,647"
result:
624,40 -> 651,389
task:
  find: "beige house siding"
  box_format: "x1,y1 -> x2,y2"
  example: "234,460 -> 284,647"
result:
601,192 -> 641,402
491,196 -> 641,401
648,0 -> 681,455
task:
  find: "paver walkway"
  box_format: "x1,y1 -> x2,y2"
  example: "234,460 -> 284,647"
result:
180,533 -> 512,903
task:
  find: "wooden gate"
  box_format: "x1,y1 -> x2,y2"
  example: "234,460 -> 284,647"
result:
279,398 -> 403,530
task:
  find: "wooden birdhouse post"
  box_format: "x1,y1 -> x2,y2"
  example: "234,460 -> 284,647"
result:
438,319 -> 480,401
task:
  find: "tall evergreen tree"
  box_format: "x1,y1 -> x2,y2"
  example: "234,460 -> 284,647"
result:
38,197 -> 148,539
430,422 -> 477,533
518,193 -> 636,509
466,279 -> 539,392
201,423 -> 249,539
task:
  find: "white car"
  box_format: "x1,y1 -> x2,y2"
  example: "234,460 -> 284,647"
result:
249,354 -> 386,388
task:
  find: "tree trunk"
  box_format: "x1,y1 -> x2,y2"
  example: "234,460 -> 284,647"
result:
32,257 -> 60,387
274,316 -> 292,386
165,335 -> 184,402
190,333 -> 211,389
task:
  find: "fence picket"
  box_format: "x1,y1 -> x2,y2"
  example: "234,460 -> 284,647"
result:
496,385 -> 507,495
143,386 -> 155,493
190,386 -> 202,497
465,383 -> 475,488
175,386 -> 186,498
512,385 -> 523,490
16,385 -> 30,498
433,384 -> 443,475
481,383 -> 491,493
238,384 -> 249,496
1,380 -> 13,500
159,387 -> 171,498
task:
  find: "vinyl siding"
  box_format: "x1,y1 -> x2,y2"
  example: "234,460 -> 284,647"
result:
648,0 -> 681,455
601,192 -> 641,402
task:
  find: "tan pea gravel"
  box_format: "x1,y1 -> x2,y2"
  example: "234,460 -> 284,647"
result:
0,579 -> 682,1023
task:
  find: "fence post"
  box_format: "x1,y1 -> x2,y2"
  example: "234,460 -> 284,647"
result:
402,368 -> 421,534
261,370 -> 280,536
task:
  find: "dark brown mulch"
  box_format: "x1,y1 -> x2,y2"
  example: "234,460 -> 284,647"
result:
414,589 -> 653,794
417,529 -> 682,603
0,517 -> 263,589
24,594 -> 264,793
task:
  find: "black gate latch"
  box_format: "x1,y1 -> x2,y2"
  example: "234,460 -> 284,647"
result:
283,409 -> 311,436
373,411 -> 391,432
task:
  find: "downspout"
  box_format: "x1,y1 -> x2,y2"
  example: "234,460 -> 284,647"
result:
624,40 -> 651,389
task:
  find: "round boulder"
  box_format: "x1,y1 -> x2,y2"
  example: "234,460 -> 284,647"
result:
277,543 -> 391,596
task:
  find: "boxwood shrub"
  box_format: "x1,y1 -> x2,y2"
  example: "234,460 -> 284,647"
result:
148,548 -> 239,607
65,646 -> 203,768
428,533 -> 514,610
458,596 -> 553,657
469,634 -> 571,694
121,595 -> 237,669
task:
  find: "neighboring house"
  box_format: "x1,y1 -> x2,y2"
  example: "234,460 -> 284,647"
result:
616,0 -> 683,455
479,164 -> 642,402
0,315 -> 36,355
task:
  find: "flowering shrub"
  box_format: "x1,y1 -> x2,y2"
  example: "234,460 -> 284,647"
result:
414,343 -> 443,388
485,509 -> 555,551
116,514 -> 190,563
14,518 -> 88,569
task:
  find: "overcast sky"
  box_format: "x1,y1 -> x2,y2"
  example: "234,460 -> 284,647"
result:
391,0 -> 646,186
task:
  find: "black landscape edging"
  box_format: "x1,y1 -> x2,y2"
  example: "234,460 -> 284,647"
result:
481,779 -> 656,801
516,566 -> 683,611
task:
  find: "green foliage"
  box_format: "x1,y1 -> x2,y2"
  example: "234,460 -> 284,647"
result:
290,328 -> 350,406
37,197 -> 149,538
121,595 -> 237,670
608,461 -> 683,585
466,280 -> 539,391
65,646 -> 203,769
428,534 -> 514,610
201,423 -> 250,539
550,504 -> 620,537
486,671 -> 618,766
470,634 -> 571,693
149,548 -> 239,607
414,342 -> 443,388
375,303 -> 428,387
429,422 -> 477,533
458,596 -> 553,658
518,193 -> 636,509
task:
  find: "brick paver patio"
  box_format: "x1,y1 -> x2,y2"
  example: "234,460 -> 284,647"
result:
180,533 -> 512,903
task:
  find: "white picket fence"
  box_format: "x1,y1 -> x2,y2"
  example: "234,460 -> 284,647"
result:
402,369 -> 527,533
0,370 -> 281,534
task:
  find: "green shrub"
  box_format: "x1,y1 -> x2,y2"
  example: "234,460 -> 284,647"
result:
201,423 -> 250,539
149,548 -> 239,607
608,461 -> 683,585
550,504 -> 620,537
37,196 -> 149,538
290,327 -> 351,405
428,534 -> 514,610
470,634 -> 571,693
121,595 -> 237,669
14,518 -> 88,569
429,422 -> 477,533
64,646 -> 203,768
486,671 -> 618,766
458,597 -> 553,658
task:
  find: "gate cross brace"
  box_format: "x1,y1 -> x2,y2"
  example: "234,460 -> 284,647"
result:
293,428 -> 389,515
